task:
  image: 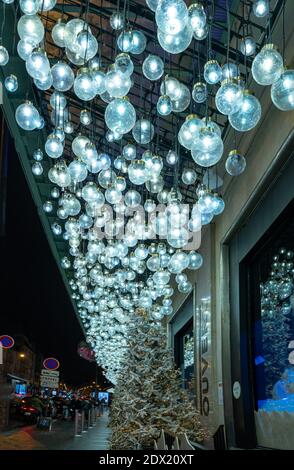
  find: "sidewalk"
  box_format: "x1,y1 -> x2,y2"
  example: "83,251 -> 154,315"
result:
65,410 -> 111,450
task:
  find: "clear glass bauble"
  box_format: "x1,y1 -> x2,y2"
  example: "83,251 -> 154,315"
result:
122,143 -> 136,160
74,68 -> 96,101
117,31 -> 134,53
188,251 -> 203,269
240,36 -> 256,56
34,73 -> 53,90
225,150 -> 246,176
105,68 -> 132,98
17,38 -> 36,60
26,48 -> 50,80
45,135 -> 63,159
215,79 -> 244,115
31,161 -> 43,175
166,150 -> 178,165
193,24 -> 208,40
64,121 -> 74,134
204,118 -> 222,136
65,47 -> 85,66
72,134 -> 91,158
105,186 -> 122,205
160,76 -> 181,100
155,0 -> 188,36
15,101 -> 39,131
252,44 -> 283,86
51,61 -> 74,92
0,46 -> 9,66
91,69 -> 106,95
80,109 -> 92,126
271,69 -> 294,111
75,30 -> 98,61
197,192 -> 215,214
222,62 -> 240,80
229,91 -> 261,132
68,160 -> 88,183
168,251 -> 190,273
167,227 -> 189,248
157,23 -> 193,54
130,31 -> 147,54
98,169 -> 116,189
132,119 -> 154,144
211,194 -> 225,215
188,3 -> 206,30
17,14 -> 45,44
38,0 -> 56,11
182,168 -> 197,185
178,280 -> 192,293
81,182 -> 103,204
157,95 -> 172,115
192,81 -> 207,103
191,128 -> 224,167
64,18 -> 88,52
43,201 -> 53,213
105,98 -> 136,135
204,60 -> 222,85
115,53 -> 134,77
5,74 -> 18,92
171,84 -> 191,112
144,199 -> 156,213
146,0 -> 160,12
51,187 -> 60,198
110,11 -> 124,30
20,0 -> 39,15
115,176 -> 126,191
128,160 -> 147,185
142,54 -> 164,81
50,91 -> 67,109
33,148 -> 43,161
178,114 -> 202,150
125,190 -> 141,207
52,20 -> 67,47
253,0 -> 269,18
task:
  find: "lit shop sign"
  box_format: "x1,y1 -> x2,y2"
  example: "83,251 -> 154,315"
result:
196,298 -> 211,417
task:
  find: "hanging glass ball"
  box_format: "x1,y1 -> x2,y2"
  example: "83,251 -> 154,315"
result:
166,150 -> 178,165
178,114 -> 202,150
130,31 -> 147,54
0,46 -> 9,66
252,44 -> 283,86
105,186 -> 123,205
51,222 -> 62,236
171,84 -> 191,112
117,30 -> 134,53
17,38 -> 36,60
167,227 -> 189,248
188,3 -> 206,30
114,176 -> 126,191
98,169 -> 116,189
156,0 -> 188,36
33,148 -> 43,161
229,90 -> 261,132
51,187 -> 60,198
110,11 -> 125,30
68,160 -> 88,183
160,76 -> 181,100
240,36 -> 256,57
253,0 -> 269,18
72,134 -> 90,158
75,30 -> 98,61
52,19 -> 67,47
192,82 -> 207,103
51,61 -> 74,92
32,161 -> 43,175
34,73 -> 53,90
188,251 -> 203,269
191,127 -> 224,167
182,168 -> 197,185
65,48 -> 85,66
157,95 -> 172,115
5,74 -> 18,92
146,0 -> 160,11
91,69 -> 106,95
17,14 -> 45,44
64,18 -> 88,51
20,0 -> 39,15
198,192 -> 215,214
211,194 -> 225,215
45,135 -> 63,159
122,144 -> 136,161
132,119 -> 154,144
142,54 -> 164,81
105,67 -> 132,98
128,160 -> 147,185
35,115 -> 45,130
225,150 -> 246,176
144,199 -> 156,213
204,60 -> 222,85
222,62 -> 240,80
105,97 -> 136,135
215,79 -> 244,116
79,109 -> 92,126
38,0 -> 56,11
43,201 -> 53,213
50,91 -> 67,109
125,190 -> 141,208
64,121 -> 74,134
26,48 -> 50,80
271,69 -> 294,111
193,24 -> 209,41
115,53 -> 134,77
178,281 -> 193,293
74,67 -> 96,101
15,101 -> 39,131
157,23 -> 193,54
204,118 -> 222,136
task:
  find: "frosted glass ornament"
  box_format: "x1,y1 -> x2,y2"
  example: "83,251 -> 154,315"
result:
52,19 -> 67,47
204,60 -> 222,85
178,114 -> 202,150
51,61 -> 74,92
157,95 -> 172,115
5,74 -> 18,92
132,119 -> 154,144
188,3 -> 206,30
130,31 -> 146,54
171,84 -> 191,112
20,0 -> 39,15
252,44 -> 283,86
17,14 -> 45,44
191,128 -> 224,167
115,53 -> 134,77
157,23 -> 193,54
15,101 -> 39,130
45,135 -> 63,159
143,54 -> 164,81
17,38 -> 36,60
26,48 -> 50,80
105,98 -> 136,135
192,81 -> 207,103
215,79 -> 243,115
74,67 -> 96,101
110,11 -> 124,30
0,46 -> 9,66
155,0 -> 188,36
225,150 -> 246,176
105,68 -> 132,98
271,69 -> 294,111
117,31 -> 133,53
229,91 -> 261,132
34,73 -> 53,90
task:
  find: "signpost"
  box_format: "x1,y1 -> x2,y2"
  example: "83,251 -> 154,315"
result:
43,357 -> 60,370
0,335 -> 14,349
40,368 -> 60,389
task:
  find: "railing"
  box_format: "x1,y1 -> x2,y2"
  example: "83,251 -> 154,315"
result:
74,406 -> 99,437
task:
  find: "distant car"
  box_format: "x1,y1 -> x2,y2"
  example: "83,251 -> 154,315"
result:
19,397 -> 43,423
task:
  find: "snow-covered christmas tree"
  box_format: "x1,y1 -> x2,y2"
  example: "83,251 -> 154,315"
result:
109,308 -> 208,450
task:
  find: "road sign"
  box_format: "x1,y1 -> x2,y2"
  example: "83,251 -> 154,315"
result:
0,335 -> 14,349
40,376 -> 59,388
41,369 -> 59,377
43,357 -> 60,370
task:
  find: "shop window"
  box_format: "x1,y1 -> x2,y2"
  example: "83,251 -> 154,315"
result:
174,320 -> 195,397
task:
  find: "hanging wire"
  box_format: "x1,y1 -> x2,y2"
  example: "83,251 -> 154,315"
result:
226,0 -> 231,65
0,1 -> 6,44
282,0 -> 286,62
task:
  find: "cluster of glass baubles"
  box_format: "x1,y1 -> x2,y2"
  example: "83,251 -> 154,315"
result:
157,76 -> 191,115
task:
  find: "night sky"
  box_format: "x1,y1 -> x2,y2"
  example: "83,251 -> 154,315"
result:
0,130 -> 103,387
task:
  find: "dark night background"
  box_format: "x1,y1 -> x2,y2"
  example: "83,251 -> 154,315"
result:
0,127 -> 100,387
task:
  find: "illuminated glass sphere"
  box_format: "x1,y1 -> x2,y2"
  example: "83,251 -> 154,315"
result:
225,150 -> 246,176
130,31 -> 146,55
26,48 -> 50,80
51,61 -> 74,92
91,69 -> 106,95
142,54 -> 164,81
271,69 -> 294,111
65,48 -> 85,66
17,38 -> 36,60
105,186 -> 122,205
166,150 -> 178,165
132,119 -> 154,144
20,0 -> 39,14
229,91 -> 261,132
82,182 -> 103,204
222,62 -> 240,80
35,115 -> 44,129
192,81 -> 207,103
128,160 -> 147,185
80,109 -> 92,126
144,199 -> 156,213
64,18 -> 88,52
98,169 -> 116,188
105,98 -> 136,135
193,24 -> 208,40
33,148 -> 43,161
117,31 -> 134,53
110,11 -> 125,30
160,76 -> 181,100
52,19 -> 66,47
157,23 -> 193,54
38,0 -> 56,11
188,251 -> 203,270
17,14 -> 45,44
43,200 -> 53,213
32,161 -> 43,175
215,79 -> 243,115
64,121 -> 74,134
34,73 -> 53,90
156,0 -> 188,36
115,53 -> 134,77
253,0 -> 269,18
204,118 -> 222,136
211,194 -> 225,215
68,160 -> 88,183
171,84 -> 191,112
50,91 -> 67,110
51,187 -> 60,198
0,46 -> 9,66
252,44 -> 283,86
146,175 -> 164,193
105,68 -> 132,98
182,168 -> 197,185
191,128 -> 224,167
157,95 -> 172,115
178,114 -> 202,150
15,101 -> 39,130
146,0 -> 159,11
204,60 -> 222,84
5,74 -> 18,92
123,143 -> 136,160
74,68 -> 96,101
52,222 -> 62,236
188,3 -> 206,30
75,30 -> 98,62
240,36 -> 256,57
45,135 -> 63,158
125,190 -> 141,208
